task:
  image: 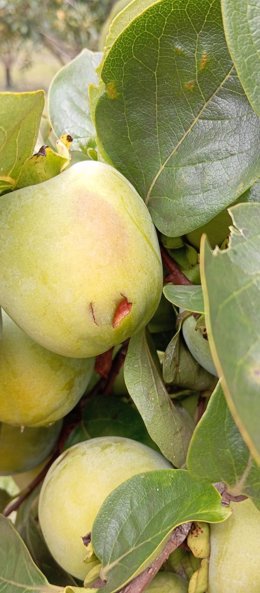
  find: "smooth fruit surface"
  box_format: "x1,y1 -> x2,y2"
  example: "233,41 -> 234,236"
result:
0,421 -> 61,475
0,161 -> 163,358
39,436 -> 171,579
0,310 -> 94,426
146,572 -> 187,592
208,499 -> 260,593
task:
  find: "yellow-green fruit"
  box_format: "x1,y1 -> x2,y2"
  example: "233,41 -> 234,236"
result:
208,499 -> 260,593
182,315 -> 217,377
39,436 -> 171,579
0,161 -> 162,358
0,421 -> 61,475
188,558 -> 208,593
187,522 -> 210,559
146,572 -> 187,592
0,310 -> 94,426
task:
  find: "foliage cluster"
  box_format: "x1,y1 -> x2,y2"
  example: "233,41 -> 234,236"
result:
0,0 -> 260,592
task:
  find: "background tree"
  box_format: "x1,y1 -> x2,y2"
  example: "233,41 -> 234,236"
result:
0,0 -> 116,88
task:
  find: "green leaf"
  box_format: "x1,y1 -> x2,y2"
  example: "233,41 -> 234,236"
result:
65,396 -> 157,450
0,490 -> 11,512
124,330 -> 194,467
0,515 -> 61,593
65,589 -> 96,593
0,477 -> 19,497
245,179 -> 260,202
91,0 -> 260,236
48,49 -> 102,153
163,285 -> 204,314
0,91 -> 44,193
92,470 -> 230,593
163,330 -> 215,391
201,203 -> 260,463
222,0 -> 260,116
187,382 -> 260,509
16,491 -> 78,588
16,147 -> 68,189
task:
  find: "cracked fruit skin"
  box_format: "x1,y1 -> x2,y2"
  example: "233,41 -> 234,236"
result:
39,436 -> 171,579
208,499 -> 260,593
0,161 -> 163,358
0,310 -> 94,426
0,420 -> 61,475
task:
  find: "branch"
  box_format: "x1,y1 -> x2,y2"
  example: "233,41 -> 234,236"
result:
214,482 -> 247,505
160,245 -> 192,285
95,348 -> 114,378
2,453 -> 57,517
39,32 -> 71,64
82,341 -> 129,404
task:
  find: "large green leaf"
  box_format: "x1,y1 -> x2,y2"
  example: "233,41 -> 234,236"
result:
0,515 -> 60,593
48,49 -> 102,152
187,382 -> 260,509
124,330 -> 194,467
246,179 -> 260,202
163,285 -> 204,314
0,91 -> 44,193
64,395 -> 157,450
0,490 -> 11,513
14,487 -> 78,588
222,0 -> 260,116
201,203 -> 260,463
16,147 -> 68,189
92,470 -> 230,593
0,516 -> 93,593
91,0 -> 260,236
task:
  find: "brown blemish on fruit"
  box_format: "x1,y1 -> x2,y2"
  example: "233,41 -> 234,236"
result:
82,532 -> 91,546
106,81 -> 119,100
89,302 -> 98,326
112,296 -> 132,328
199,51 -> 208,71
184,80 -> 196,91
190,523 -> 203,537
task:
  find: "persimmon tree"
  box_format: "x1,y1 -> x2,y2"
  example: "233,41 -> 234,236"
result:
0,1 -> 259,593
